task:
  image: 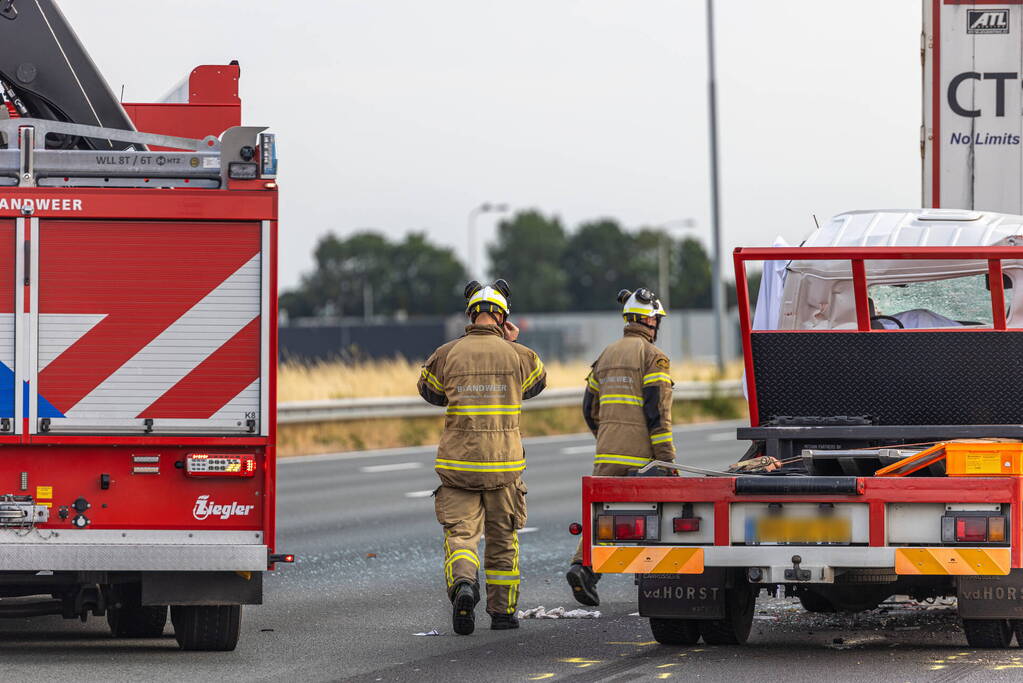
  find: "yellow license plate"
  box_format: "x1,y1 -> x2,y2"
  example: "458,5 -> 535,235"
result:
753,516 -> 852,544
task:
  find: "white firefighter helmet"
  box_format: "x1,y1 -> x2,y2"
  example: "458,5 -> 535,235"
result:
465,279 -> 511,319
617,288 -> 666,322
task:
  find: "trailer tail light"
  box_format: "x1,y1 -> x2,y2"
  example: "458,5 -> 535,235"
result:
941,514 -> 1008,544
595,513 -> 660,541
673,517 -> 701,533
185,453 -> 257,477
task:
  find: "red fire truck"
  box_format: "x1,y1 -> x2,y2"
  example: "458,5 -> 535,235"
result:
580,210 -> 1023,649
0,1 -> 283,651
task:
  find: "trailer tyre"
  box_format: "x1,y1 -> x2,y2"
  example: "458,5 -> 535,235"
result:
798,591 -> 836,614
107,605 -> 168,638
699,584 -> 755,645
962,618 -> 1014,648
171,605 -> 241,651
649,617 -> 701,645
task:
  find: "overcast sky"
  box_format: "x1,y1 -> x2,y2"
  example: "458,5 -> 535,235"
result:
62,1 -> 921,289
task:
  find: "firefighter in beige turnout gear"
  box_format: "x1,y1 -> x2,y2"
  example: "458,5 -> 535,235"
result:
566,288 -> 676,606
418,279 -> 547,635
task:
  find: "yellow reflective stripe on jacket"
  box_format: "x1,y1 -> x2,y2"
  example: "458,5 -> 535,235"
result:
650,432 -> 673,445
446,404 -> 522,415
599,394 -> 642,406
643,372 -> 672,385
522,357 -> 545,391
421,368 -> 444,392
594,453 -> 652,466
586,375 -> 600,392
436,458 -> 527,472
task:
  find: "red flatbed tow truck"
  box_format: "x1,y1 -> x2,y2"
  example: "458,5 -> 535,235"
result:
581,209 -> 1023,648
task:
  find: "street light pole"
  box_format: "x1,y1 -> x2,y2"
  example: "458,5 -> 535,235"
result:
467,202 -> 509,281
654,219 -> 697,314
706,0 -> 726,374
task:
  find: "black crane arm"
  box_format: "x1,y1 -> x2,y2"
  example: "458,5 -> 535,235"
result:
0,0 -> 139,150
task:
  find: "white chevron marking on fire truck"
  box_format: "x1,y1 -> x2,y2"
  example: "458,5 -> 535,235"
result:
62,254 -> 260,422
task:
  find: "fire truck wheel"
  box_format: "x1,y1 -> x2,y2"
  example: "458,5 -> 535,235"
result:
171,605 -> 242,651
649,617 -> 700,645
698,585 -> 755,645
962,618 -> 1014,648
106,605 -> 168,638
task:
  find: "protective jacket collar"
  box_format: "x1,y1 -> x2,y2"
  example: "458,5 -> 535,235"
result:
623,322 -> 655,342
465,324 -> 505,338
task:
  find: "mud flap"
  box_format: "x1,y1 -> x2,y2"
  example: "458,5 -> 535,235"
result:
958,570 -> 1023,619
638,568 -> 730,619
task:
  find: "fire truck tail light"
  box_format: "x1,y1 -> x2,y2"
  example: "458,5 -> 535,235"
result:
596,514 -> 614,540
185,453 -> 257,477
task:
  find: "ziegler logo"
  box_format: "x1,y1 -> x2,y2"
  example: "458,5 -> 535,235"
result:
192,494 -> 254,521
968,9 -> 1009,34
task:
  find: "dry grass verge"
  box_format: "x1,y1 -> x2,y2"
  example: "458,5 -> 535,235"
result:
278,358 -> 743,402
278,396 -> 748,457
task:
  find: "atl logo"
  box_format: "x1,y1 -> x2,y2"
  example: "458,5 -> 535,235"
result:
968,9 -> 1009,35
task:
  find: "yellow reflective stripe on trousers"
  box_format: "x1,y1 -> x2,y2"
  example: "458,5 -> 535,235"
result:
446,404 -> 521,416
650,432 -> 673,444
486,569 -> 520,586
436,458 -> 527,472
594,454 -> 652,466
522,358 -> 545,391
446,549 -> 480,567
599,394 -> 642,406
643,372 -> 672,385
421,368 -> 443,392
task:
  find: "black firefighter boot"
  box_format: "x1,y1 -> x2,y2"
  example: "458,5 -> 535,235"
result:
566,563 -> 600,606
451,581 -> 479,635
490,612 -> 519,630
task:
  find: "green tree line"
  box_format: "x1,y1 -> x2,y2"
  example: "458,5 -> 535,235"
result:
281,210 -> 758,319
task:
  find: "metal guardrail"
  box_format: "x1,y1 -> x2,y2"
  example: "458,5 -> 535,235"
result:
277,380 -> 743,425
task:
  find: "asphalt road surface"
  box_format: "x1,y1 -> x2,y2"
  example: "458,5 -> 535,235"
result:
3,420 -> 1023,682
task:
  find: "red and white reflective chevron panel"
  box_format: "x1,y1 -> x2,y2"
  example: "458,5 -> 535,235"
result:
35,220 -> 264,434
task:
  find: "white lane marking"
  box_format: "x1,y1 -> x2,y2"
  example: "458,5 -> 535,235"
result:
404,490 -> 435,498
519,527 -> 538,534
707,432 -> 736,442
561,445 -> 594,455
280,419 -> 749,466
360,462 -> 422,474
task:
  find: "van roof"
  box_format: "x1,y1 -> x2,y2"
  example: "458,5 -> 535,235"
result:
803,209 -> 1023,248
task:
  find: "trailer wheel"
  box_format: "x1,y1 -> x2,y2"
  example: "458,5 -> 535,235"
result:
962,619 -> 1014,648
171,605 -> 241,651
107,605 -> 168,638
798,591 -> 835,614
649,617 -> 700,645
699,584 -> 755,645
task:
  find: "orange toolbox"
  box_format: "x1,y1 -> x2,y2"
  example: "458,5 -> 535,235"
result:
945,442 -> 1023,477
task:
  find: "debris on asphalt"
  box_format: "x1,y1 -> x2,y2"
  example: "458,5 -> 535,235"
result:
516,606 -> 601,619
413,629 -> 442,636
366,553 -> 378,558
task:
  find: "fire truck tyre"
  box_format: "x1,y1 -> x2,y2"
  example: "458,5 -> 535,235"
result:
698,585 -> 755,645
962,619 -> 1014,648
649,617 -> 701,645
171,605 -> 242,651
798,591 -> 836,614
106,605 -> 168,638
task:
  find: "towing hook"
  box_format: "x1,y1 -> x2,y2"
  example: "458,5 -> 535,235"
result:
0,1 -> 16,20
784,554 -> 811,582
